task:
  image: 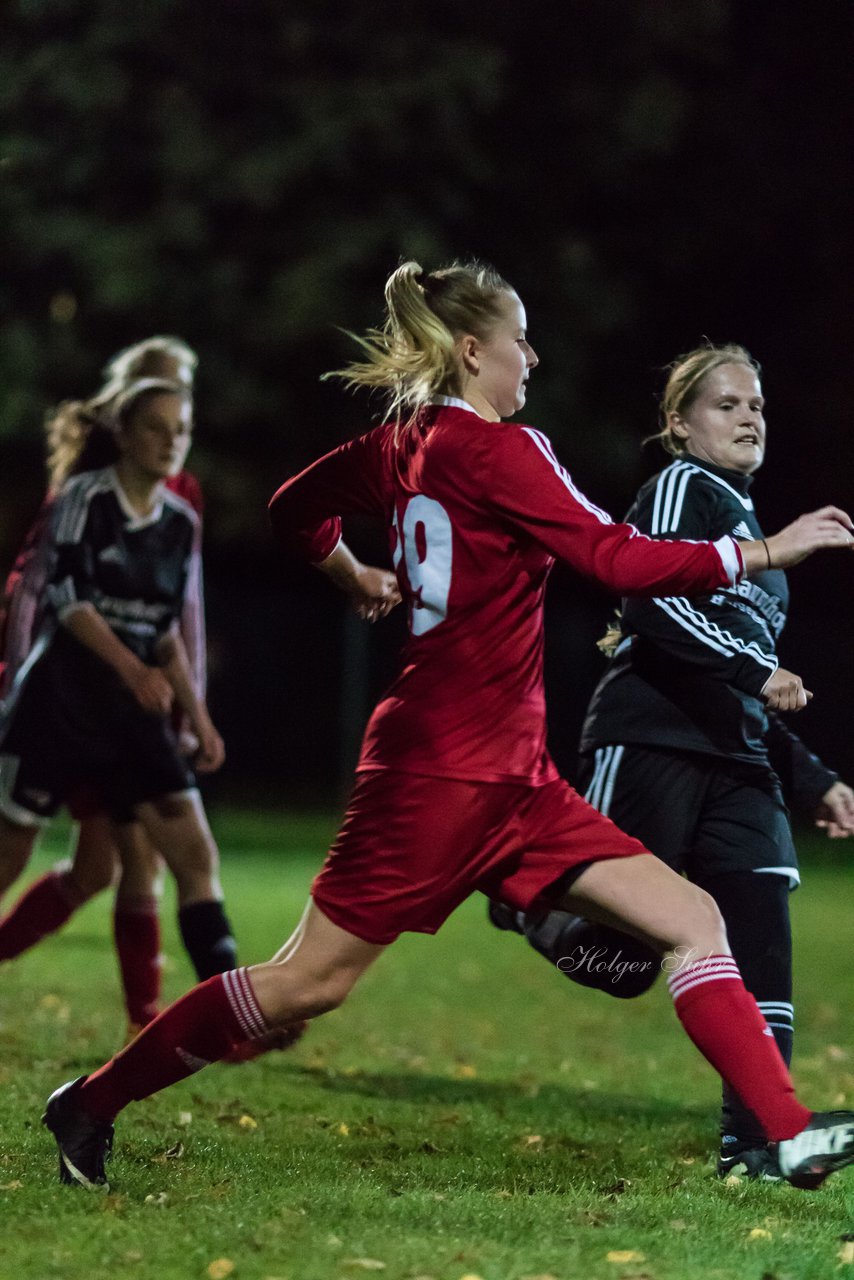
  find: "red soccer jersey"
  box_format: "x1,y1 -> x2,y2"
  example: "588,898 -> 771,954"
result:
166,469 -> 204,517
269,401 -> 742,786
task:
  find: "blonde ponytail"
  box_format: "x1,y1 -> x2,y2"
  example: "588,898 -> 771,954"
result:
43,336 -> 196,492
44,402 -> 111,494
325,259 -> 513,428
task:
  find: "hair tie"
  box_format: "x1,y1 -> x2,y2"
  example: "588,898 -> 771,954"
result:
416,269 -> 437,297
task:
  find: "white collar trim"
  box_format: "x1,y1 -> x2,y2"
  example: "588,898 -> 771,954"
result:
109,467 -> 165,529
673,458 -> 754,511
431,395 -> 481,416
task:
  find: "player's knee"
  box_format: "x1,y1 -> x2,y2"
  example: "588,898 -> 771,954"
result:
0,817 -> 36,877
65,866 -> 113,902
265,964 -> 356,1021
66,852 -> 116,898
686,885 -> 728,950
304,967 -> 359,1016
147,792 -> 194,823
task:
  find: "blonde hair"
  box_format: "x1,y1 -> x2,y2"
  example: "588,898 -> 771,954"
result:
101,335 -> 197,389
649,341 -> 761,457
598,341 -> 762,658
324,259 -> 514,427
45,338 -> 196,492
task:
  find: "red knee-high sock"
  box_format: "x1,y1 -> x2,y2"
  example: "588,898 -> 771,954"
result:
78,968 -> 270,1122
0,869 -> 82,960
113,896 -> 162,1028
667,955 -> 810,1141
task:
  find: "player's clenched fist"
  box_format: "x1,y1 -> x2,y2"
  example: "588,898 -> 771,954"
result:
761,667 -> 811,712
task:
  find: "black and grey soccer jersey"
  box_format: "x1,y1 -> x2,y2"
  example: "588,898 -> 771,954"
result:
2,467 -> 200,729
580,454 -> 837,795
47,466 -> 198,663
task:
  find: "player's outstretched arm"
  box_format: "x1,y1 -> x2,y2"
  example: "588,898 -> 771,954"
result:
741,506 -> 854,574
316,541 -> 401,623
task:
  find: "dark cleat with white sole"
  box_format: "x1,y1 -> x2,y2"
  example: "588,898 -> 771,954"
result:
42,1077 -> 113,1190
717,1138 -> 782,1181
776,1111 -> 854,1189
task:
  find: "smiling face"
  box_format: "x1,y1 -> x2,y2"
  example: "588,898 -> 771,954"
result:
669,363 -> 766,475
118,391 -> 193,482
458,291 -> 538,421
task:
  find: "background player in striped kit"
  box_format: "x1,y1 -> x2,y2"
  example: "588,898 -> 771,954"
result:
43,265 -> 854,1193
0,338 -> 207,1034
0,372 -> 246,1017
490,342 -> 854,1179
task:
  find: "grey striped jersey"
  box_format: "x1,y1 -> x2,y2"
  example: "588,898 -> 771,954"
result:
580,454 -> 788,764
0,466 -> 200,733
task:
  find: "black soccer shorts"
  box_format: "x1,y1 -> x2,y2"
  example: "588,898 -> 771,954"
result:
576,743 -> 798,885
0,659 -> 195,827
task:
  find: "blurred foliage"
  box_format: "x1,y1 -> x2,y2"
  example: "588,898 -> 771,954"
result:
1,0 -> 852,789
3,0 -> 851,553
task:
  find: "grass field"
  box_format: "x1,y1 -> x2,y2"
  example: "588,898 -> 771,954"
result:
0,809 -> 851,1280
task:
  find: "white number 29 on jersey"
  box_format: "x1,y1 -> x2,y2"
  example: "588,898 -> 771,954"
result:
392,496 -> 453,636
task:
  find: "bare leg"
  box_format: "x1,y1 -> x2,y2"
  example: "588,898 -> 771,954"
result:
0,815 -> 38,899
250,900 -> 385,1024
113,822 -> 164,905
270,899 -> 312,964
135,791 -> 220,906
135,791 -> 236,980
0,814 -> 119,962
561,853 -> 728,957
64,814 -> 119,900
71,899 -> 384,1126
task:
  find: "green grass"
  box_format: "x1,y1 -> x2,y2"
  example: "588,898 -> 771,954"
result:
0,810 -> 851,1280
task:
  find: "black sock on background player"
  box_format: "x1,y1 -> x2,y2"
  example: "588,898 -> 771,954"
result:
178,901 -> 238,979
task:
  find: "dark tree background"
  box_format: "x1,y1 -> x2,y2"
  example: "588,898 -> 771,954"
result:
2,0 -> 852,801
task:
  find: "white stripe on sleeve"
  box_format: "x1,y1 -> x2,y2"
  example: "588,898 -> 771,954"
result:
652,595 -> 778,673
522,428 -> 614,526
712,534 -> 742,586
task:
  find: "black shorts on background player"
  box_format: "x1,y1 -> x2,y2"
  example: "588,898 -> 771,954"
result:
0,632 -> 194,824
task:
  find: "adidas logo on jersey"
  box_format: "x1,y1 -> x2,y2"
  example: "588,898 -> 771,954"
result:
97,544 -> 125,565
731,521 -> 753,540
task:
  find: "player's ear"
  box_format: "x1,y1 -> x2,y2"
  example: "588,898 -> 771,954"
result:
459,333 -> 480,375
668,410 -> 689,441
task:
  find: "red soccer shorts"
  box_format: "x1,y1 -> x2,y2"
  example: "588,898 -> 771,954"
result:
311,768 -> 651,945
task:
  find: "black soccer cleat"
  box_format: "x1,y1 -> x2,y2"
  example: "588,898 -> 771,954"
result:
42,1077 -> 113,1190
487,899 -> 526,935
717,1137 -> 781,1181
776,1111 -> 854,1189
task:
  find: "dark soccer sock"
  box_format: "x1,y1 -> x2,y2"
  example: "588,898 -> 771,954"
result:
525,912 -> 660,999
114,895 -> 162,1028
702,870 -> 794,1145
667,955 -> 810,1142
78,969 -> 270,1122
0,869 -> 83,961
177,900 -> 237,980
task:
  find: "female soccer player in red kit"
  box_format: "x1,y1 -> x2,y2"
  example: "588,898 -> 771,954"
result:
45,261 -> 854,1191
